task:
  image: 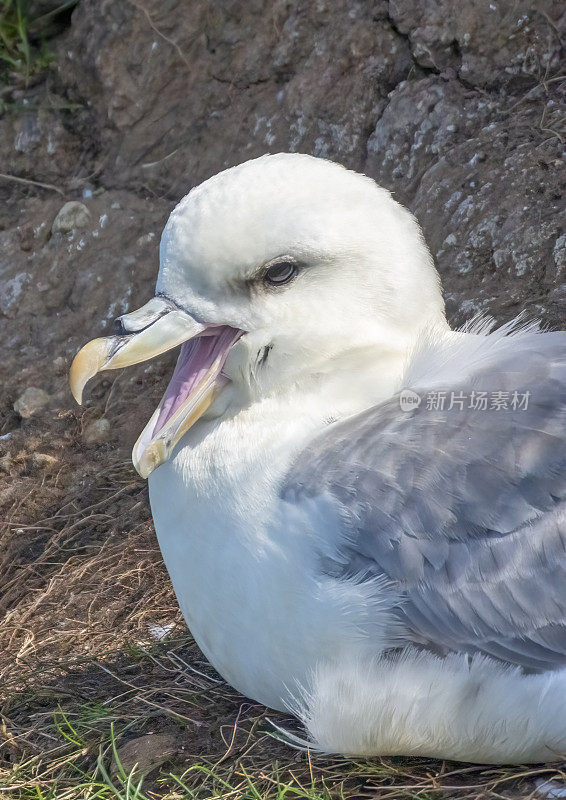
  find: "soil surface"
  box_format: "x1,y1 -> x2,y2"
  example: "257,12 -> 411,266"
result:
0,0 -> 564,796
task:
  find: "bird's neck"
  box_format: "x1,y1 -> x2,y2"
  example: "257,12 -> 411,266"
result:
306,345 -> 408,419
189,321 -> 455,483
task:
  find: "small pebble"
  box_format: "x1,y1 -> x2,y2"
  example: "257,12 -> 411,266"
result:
82,418 -> 110,444
51,201 -> 91,234
32,453 -> 58,469
52,356 -> 67,373
14,387 -> 49,418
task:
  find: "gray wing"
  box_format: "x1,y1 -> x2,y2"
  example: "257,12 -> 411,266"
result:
282,330 -> 566,671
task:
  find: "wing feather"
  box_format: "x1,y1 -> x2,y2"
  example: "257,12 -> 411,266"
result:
282,328 -> 566,670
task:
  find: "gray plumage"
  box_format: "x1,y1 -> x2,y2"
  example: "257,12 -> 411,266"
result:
282,328 -> 566,672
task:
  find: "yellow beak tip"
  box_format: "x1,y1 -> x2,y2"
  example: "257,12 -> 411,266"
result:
132,440 -> 167,479
69,338 -> 110,407
70,384 -> 83,406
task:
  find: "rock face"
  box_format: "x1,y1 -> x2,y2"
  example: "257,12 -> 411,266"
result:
0,0 -> 564,442
389,0 -> 563,88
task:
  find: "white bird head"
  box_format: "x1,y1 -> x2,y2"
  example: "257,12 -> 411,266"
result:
70,153 -> 447,477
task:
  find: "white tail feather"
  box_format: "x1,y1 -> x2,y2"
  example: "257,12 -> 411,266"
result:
292,650 -> 566,763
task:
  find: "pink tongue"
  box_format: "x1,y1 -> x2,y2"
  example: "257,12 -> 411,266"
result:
152,326 -> 242,437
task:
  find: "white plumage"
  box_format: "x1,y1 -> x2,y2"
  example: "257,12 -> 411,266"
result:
72,154 -> 566,763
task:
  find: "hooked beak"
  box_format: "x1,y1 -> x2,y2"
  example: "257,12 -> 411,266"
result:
70,297 -> 242,478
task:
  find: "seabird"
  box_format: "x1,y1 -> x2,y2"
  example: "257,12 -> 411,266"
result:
70,154 -> 566,763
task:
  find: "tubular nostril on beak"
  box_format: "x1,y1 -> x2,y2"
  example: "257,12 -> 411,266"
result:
114,297 -> 175,334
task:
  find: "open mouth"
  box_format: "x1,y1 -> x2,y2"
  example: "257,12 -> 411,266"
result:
132,326 -> 242,477
69,298 -> 243,478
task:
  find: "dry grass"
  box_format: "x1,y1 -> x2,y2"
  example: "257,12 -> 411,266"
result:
1,395 -> 566,799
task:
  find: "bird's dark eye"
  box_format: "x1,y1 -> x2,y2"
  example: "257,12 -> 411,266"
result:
264,261 -> 298,287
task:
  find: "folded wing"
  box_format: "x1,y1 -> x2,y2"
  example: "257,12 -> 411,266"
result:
282,328 -> 566,671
